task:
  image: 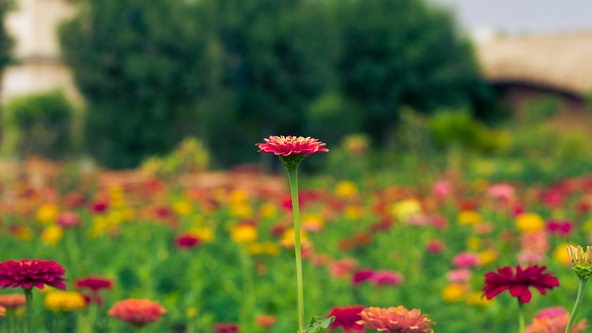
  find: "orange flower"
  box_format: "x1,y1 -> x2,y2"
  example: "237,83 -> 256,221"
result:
108,299 -> 166,327
357,306 -> 435,333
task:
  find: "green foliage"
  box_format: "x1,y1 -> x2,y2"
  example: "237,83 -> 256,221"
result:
520,96 -> 561,124
5,91 -> 74,159
336,0 -> 491,146
429,110 -> 508,153
59,0 -> 214,168
141,137 -> 210,179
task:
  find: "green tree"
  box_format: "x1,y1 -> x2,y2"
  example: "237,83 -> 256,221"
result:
337,0 -> 491,146
59,0 -> 215,168
198,0 -> 337,166
0,0 -> 14,143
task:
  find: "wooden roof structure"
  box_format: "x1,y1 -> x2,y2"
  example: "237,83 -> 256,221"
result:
476,32 -> 592,96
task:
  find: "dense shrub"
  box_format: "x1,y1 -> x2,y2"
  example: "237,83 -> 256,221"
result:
5,91 -> 74,159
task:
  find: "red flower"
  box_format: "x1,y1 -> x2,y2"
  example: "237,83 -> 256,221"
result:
213,323 -> 240,333
175,234 -> 201,250
0,259 -> 66,290
75,276 -> 113,291
256,136 -> 328,156
108,298 -> 166,327
327,306 -> 365,332
483,265 -> 559,303
0,294 -> 26,308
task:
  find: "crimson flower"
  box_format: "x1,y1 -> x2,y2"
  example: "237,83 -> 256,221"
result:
327,306 -> 365,332
256,136 -> 328,157
0,259 -> 66,290
175,233 -> 201,250
75,276 -> 113,291
483,265 -> 559,303
213,323 -> 240,333
108,298 -> 166,327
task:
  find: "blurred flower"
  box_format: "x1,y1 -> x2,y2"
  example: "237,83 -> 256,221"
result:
0,259 -> 66,290
90,200 -> 109,214
520,231 -> 549,253
516,213 -> 545,233
390,200 -> 421,222
56,211 -> 81,228
0,306 -> 5,317
329,259 -> 358,279
327,305 -> 365,332
258,203 -> 278,219
487,183 -> 515,202
426,240 -> 445,254
352,270 -> 403,287
483,265 -> 559,303
44,291 -> 86,312
108,299 -> 166,328
256,135 -> 328,156
231,224 -> 258,244
452,252 -> 481,268
256,315 -> 277,329
466,291 -> 492,307
335,181 -> 359,199
302,214 -> 325,232
546,219 -> 573,237
552,243 -> 575,266
36,204 -> 59,224
446,269 -> 472,283
534,306 -> 568,319
41,225 -> 63,245
0,294 -> 26,309
357,306 -> 435,333
432,179 -> 453,199
441,283 -> 467,303
213,322 -> 240,333
518,251 -> 545,265
526,308 -> 587,333
75,276 -> 113,292
10,226 -> 33,241
188,227 -> 215,243
478,248 -> 499,266
343,134 -> 369,156
172,200 -> 192,216
457,211 -> 481,226
175,233 -> 201,250
247,242 -> 280,256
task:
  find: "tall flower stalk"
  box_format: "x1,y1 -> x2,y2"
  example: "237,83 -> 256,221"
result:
565,245 -> 592,333
257,136 -> 328,332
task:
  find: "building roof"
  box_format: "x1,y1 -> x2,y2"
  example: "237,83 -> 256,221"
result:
476,31 -> 592,96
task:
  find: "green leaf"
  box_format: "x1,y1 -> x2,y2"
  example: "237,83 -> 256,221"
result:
301,316 -> 335,333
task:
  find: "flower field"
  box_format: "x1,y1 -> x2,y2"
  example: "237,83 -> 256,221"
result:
0,154 -> 591,332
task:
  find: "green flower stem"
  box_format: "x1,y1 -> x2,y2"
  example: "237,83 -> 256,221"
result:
23,287 -> 33,333
239,247 -> 256,332
287,166 -> 305,333
566,278 -> 587,333
517,300 -> 525,333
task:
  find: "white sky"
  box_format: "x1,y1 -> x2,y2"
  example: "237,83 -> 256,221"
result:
431,0 -> 592,35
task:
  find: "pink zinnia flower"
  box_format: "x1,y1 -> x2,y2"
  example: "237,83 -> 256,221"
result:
446,269 -> 472,283
534,306 -> 568,319
483,265 -> 559,303
452,252 -> 481,268
487,183 -> 515,201
256,136 -> 329,156
426,240 -> 445,254
56,212 -> 81,228
108,299 -> 166,327
329,259 -> 358,279
175,233 -> 201,250
90,200 -> 109,214
213,322 -> 240,333
75,276 -> 113,291
526,307 -> 587,333
327,305 -> 365,332
370,271 -> 404,287
0,259 -> 66,290
357,306 -> 435,333
546,219 -> 573,236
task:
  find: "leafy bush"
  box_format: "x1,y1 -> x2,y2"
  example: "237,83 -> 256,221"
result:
141,137 -> 210,178
5,91 -> 74,159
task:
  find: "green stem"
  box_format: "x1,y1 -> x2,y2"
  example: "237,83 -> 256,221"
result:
517,300 -> 525,333
23,288 -> 32,333
566,278 -> 587,333
239,247 -> 256,332
287,166 -> 305,333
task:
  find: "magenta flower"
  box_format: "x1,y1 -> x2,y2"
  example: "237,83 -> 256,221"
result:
327,306 -> 365,332
256,136 -> 328,157
0,259 -> 66,290
483,265 -> 559,303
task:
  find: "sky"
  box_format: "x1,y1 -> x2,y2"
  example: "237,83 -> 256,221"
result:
431,0 -> 592,36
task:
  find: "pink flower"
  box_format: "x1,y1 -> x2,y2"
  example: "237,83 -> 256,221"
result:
175,233 -> 201,250
487,183 -> 515,201
534,306 -> 568,319
546,219 -> 573,236
108,299 -> 166,327
0,259 -> 66,290
483,265 -> 559,303
370,271 -> 404,287
75,276 -> 113,291
329,259 -> 358,279
256,136 -> 329,156
56,212 -> 81,228
446,269 -> 472,283
517,251 -> 545,265
452,252 -> 481,268
432,179 -> 453,199
426,240 -> 445,254
213,323 -> 240,333
327,306 -> 365,332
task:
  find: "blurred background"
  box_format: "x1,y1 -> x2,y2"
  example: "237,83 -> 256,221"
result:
1,0 -> 592,181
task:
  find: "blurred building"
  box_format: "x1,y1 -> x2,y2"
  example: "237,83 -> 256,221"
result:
476,32 -> 592,122
1,0 -> 78,103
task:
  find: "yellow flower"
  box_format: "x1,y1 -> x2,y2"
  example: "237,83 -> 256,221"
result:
44,291 -> 86,312
457,211 -> 481,226
172,200 -> 193,216
248,242 -> 280,256
515,213 -> 544,233
334,181 -> 358,198
36,204 -> 59,224
390,200 -> 421,221
553,243 -> 577,266
344,205 -> 363,220
188,227 -> 215,243
231,224 -> 258,244
280,229 -> 309,248
303,214 -> 325,231
40,225 -> 63,245
259,203 -> 278,219
584,220 -> 592,233
186,307 -> 197,318
13,227 -> 33,241
441,283 -> 466,302
229,189 -> 249,203
466,237 -> 482,251
229,202 -> 253,219
466,291 -> 492,307
478,248 -> 498,266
